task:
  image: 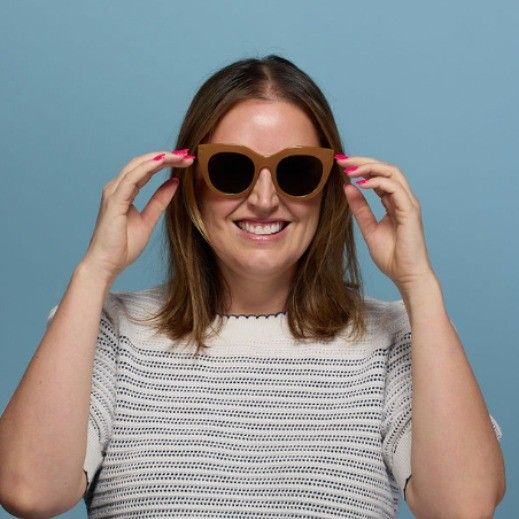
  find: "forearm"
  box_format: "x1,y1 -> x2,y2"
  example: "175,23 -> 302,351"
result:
0,262 -> 113,506
400,274 -> 505,517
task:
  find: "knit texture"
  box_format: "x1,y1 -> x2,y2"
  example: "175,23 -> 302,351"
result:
47,284 -> 502,518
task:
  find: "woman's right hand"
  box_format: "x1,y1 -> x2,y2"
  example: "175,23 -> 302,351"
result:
80,149 -> 194,283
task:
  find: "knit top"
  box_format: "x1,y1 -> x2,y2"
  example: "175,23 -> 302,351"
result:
46,284 -> 502,518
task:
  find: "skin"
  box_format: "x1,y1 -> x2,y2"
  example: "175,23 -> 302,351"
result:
194,98 -> 323,315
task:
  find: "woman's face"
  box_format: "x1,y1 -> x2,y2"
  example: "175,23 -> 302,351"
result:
195,98 -> 323,282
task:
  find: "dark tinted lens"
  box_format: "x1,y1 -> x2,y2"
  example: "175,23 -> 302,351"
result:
208,152 -> 255,194
277,155 -> 323,196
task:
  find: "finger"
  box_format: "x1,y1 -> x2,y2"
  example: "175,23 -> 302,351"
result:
336,155 -> 386,166
140,177 -> 180,231
117,150 -> 187,179
111,152 -> 191,205
344,163 -> 395,200
122,150 -> 193,186
344,162 -> 417,206
353,175 -> 416,216
110,151 -> 193,197
339,156 -> 417,203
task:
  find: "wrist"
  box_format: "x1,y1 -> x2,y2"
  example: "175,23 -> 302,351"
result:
74,260 -> 116,290
398,273 -> 444,309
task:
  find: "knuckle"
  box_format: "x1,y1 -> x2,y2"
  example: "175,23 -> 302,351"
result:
102,180 -> 116,194
126,155 -> 143,168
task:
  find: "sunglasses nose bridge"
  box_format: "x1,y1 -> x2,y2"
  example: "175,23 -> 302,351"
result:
255,155 -> 278,183
263,155 -> 282,183
248,157 -> 279,200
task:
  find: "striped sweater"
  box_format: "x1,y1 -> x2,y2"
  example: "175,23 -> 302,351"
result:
47,284 -> 502,518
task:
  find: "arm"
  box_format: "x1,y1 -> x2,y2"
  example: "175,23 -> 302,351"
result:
338,151 -> 506,517
401,274 -> 506,518
0,262 -> 114,517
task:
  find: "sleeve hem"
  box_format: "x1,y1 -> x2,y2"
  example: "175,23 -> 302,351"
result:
403,474 -> 412,502
83,420 -> 103,493
392,427 -> 412,496
490,414 -> 503,441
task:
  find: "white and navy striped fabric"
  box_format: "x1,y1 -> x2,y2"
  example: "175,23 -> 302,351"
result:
47,284 -> 502,518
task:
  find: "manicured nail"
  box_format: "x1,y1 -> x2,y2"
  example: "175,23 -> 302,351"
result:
355,178 -> 368,185
183,154 -> 196,160
172,148 -> 190,155
344,166 -> 358,174
153,153 -> 166,161
334,153 -> 349,160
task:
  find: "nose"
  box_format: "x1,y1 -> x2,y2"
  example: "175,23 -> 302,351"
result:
246,167 -> 279,209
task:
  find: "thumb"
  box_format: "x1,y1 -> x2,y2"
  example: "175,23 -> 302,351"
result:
141,178 -> 179,229
343,183 -> 377,238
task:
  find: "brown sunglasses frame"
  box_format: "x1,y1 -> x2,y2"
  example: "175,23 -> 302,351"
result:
195,143 -> 335,201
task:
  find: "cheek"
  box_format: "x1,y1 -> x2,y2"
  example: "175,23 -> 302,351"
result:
199,196 -> 239,233
300,199 -> 322,241
302,215 -> 319,243
293,196 -> 322,227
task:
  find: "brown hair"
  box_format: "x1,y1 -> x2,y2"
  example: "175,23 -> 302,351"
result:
127,54 -> 368,354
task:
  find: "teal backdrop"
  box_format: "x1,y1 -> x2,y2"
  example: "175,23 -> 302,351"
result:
1,1 -> 517,517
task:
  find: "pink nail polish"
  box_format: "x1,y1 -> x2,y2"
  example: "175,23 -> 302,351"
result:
355,178 -> 368,185
334,153 -> 349,160
153,153 -> 166,161
183,154 -> 196,160
172,148 -> 190,155
344,166 -> 358,174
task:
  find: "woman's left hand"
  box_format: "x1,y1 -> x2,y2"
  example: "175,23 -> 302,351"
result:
338,155 -> 436,292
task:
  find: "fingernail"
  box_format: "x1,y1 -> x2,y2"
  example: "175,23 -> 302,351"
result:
344,166 -> 358,174
172,148 -> 190,155
355,178 -> 368,185
334,153 -> 349,160
183,154 -> 196,160
153,153 -> 166,161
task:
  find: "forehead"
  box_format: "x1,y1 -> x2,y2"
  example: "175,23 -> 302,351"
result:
209,99 -> 321,154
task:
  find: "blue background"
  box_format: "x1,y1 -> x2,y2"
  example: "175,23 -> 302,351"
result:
1,1 -> 517,517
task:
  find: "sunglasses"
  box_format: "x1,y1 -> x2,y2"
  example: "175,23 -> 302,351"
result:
195,143 -> 335,200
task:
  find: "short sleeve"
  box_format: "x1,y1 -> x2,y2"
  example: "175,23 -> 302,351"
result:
380,300 -> 504,502
46,292 -> 120,496
380,301 -> 413,500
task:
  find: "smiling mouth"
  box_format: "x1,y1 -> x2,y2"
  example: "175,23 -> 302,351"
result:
233,221 -> 291,234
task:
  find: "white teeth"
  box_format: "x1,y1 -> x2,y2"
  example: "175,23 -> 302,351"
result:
237,221 -> 286,235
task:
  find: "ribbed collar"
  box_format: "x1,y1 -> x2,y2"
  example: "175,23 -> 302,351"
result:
216,311 -> 287,319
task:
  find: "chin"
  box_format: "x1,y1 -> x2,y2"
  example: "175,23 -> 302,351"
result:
241,254 -> 297,273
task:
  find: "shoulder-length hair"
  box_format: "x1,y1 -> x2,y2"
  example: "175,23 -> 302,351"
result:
127,54 -> 368,354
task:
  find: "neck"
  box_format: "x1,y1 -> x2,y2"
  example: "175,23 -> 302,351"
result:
218,263 -> 294,315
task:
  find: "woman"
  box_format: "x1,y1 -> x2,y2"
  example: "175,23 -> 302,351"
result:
0,55 -> 505,518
